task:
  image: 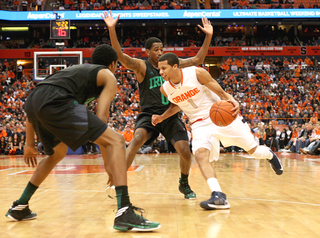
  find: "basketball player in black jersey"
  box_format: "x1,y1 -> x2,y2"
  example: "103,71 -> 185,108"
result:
103,11 -> 213,199
5,45 -> 160,231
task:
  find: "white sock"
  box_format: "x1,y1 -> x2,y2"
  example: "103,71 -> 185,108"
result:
251,145 -> 273,160
207,178 -> 222,192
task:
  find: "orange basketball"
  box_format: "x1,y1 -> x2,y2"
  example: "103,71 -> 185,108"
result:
210,100 -> 237,127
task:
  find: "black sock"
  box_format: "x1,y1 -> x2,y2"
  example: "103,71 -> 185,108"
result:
115,186 -> 131,210
17,182 -> 38,205
180,173 -> 189,182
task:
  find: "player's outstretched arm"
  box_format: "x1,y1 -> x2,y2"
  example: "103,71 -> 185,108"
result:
179,17 -> 213,68
24,118 -> 38,168
102,11 -> 146,82
151,86 -> 182,126
196,68 -> 239,117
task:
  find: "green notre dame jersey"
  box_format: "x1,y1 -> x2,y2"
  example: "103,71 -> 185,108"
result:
138,60 -> 170,114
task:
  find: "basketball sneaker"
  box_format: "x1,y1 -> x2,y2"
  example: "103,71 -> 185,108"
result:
200,191 -> 230,210
267,150 -> 283,175
113,205 -> 161,231
5,201 -> 37,221
179,178 -> 196,199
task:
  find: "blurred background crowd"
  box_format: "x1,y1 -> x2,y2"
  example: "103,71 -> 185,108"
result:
0,53 -> 319,155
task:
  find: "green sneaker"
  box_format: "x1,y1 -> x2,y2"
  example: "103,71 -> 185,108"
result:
179,178 -> 196,199
113,205 -> 161,231
6,201 -> 37,221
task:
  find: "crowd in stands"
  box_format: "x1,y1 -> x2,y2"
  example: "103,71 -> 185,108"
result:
3,30 -> 320,51
1,0 -> 43,11
228,0 -> 320,9
0,53 -> 320,155
0,59 -> 35,155
57,0 -> 192,11
3,0 -> 320,11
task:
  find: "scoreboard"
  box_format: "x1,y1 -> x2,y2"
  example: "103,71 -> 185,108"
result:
50,19 -> 70,39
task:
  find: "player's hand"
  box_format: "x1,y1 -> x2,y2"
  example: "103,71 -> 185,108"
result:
24,146 -> 39,168
105,165 -> 114,186
197,17 -> 213,36
107,174 -> 114,187
102,10 -> 120,29
228,99 -> 239,117
151,115 -> 163,126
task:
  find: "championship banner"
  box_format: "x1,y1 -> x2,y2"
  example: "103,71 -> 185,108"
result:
1,47 -> 319,59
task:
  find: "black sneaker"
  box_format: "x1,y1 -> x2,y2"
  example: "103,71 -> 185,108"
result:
5,201 -> 37,221
267,150 -> 283,175
113,205 -> 161,231
200,191 -> 230,210
179,178 -> 196,199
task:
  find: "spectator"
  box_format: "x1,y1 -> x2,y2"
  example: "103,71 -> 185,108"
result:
0,136 -> 7,154
211,0 -> 220,9
21,0 -> 28,11
256,123 -> 266,145
122,124 -> 134,147
296,123 -> 313,153
17,64 -> 23,80
310,113 -> 318,124
265,123 -> 278,151
19,134 -> 25,154
30,0 -> 37,10
279,128 -> 290,149
300,124 -> 320,154
36,0 -> 42,10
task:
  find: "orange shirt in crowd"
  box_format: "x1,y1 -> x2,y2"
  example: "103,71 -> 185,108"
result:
310,115 -> 318,124
8,71 -> 15,79
294,67 -> 301,78
221,64 -> 230,71
123,130 -> 134,142
290,131 -> 299,141
0,74 -> 6,82
160,4 -> 168,9
0,130 -> 7,138
256,131 -> 266,141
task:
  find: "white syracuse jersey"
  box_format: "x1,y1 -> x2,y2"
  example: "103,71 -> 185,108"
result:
162,66 -> 220,123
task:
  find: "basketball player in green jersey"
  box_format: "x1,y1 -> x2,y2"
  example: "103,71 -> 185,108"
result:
5,45 -> 160,231
102,11 -> 213,199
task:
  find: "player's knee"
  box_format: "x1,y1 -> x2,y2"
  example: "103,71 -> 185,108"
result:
132,132 -> 144,143
178,143 -> 191,159
113,133 -> 126,147
52,143 -> 68,161
174,139 -> 190,153
194,148 -> 209,164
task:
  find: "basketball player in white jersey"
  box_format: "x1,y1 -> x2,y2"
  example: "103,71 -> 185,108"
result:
152,53 -> 283,210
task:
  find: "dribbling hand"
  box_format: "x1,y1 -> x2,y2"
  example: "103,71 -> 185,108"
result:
24,146 -> 39,168
102,10 -> 120,29
227,99 -> 240,117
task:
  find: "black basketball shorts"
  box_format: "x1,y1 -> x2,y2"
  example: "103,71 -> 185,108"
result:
135,112 -> 188,145
25,85 -> 107,155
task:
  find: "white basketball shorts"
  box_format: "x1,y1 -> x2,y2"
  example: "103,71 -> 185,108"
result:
191,116 -> 258,162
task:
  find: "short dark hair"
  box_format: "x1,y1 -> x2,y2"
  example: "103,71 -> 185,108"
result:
145,37 -> 162,50
91,44 -> 118,67
158,53 -> 179,67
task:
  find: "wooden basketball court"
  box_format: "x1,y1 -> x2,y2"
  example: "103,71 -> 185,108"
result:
1,152 -> 320,238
